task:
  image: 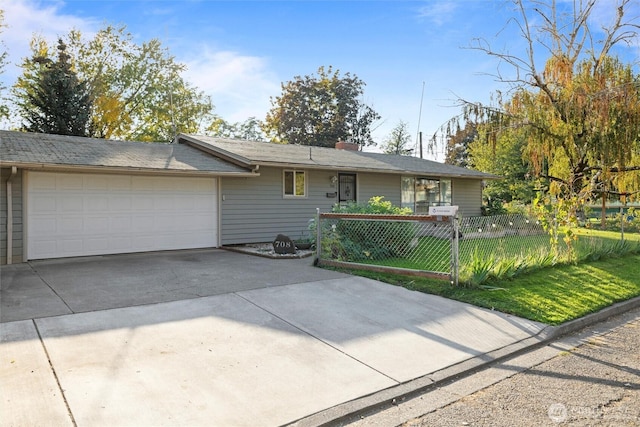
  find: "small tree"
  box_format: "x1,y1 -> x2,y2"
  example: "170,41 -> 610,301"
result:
381,121 -> 413,155
17,39 -> 92,136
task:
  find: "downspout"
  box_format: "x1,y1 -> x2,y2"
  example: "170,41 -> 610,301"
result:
6,166 -> 17,264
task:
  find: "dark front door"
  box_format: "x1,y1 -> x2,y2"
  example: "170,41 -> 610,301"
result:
338,173 -> 357,203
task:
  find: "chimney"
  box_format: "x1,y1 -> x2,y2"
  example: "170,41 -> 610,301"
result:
335,139 -> 359,151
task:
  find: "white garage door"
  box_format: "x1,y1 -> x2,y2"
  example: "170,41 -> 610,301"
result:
27,172 -> 218,260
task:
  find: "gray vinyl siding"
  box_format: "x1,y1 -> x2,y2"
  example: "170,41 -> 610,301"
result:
452,178 -> 482,217
0,168 -> 24,264
357,173 -> 401,206
219,167 -> 484,245
220,167 -> 339,244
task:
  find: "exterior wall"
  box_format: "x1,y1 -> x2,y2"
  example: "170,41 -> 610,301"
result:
0,168 -> 24,264
220,168 -> 484,245
220,167 -> 339,245
452,178 -> 482,217
357,172 -> 401,206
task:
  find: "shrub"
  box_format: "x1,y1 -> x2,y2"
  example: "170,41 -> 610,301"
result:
327,197 -> 416,262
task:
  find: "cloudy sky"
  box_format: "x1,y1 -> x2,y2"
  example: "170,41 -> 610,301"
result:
1,0 -> 638,157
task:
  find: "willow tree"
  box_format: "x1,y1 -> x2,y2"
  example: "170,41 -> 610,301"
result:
438,0 -> 640,210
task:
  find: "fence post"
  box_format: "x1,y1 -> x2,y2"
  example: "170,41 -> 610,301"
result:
315,208 -> 321,263
452,215 -> 460,286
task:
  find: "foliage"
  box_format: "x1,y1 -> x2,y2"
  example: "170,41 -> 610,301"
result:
333,196 -> 412,215
435,0 -> 640,222
263,66 -> 381,148
444,121 -> 477,167
470,125 -> 537,210
532,193 -> 581,260
14,25 -> 213,142
206,116 -> 266,141
321,197 -> 414,261
15,39 -> 92,136
380,120 -> 413,155
585,206 -> 640,234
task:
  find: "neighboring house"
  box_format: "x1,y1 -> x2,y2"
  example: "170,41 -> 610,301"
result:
0,130 -> 498,264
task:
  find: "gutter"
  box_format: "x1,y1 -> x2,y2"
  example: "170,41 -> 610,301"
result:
6,166 -> 17,265
0,162 -> 259,178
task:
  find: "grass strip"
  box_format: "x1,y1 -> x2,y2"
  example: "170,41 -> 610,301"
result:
339,252 -> 640,325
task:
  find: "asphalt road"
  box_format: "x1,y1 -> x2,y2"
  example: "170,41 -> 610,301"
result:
342,306 -> 640,427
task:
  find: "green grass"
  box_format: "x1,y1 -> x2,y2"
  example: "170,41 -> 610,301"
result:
324,229 -> 640,325
340,253 -> 640,325
351,234 -> 552,273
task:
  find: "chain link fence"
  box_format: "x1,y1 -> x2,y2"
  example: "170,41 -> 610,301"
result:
315,212 -> 549,284
458,214 -> 548,260
315,212 -> 456,281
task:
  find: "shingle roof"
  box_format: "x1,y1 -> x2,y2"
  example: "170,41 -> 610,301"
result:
0,131 -> 252,175
178,134 -> 499,179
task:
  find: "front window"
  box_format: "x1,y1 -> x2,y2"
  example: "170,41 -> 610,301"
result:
402,176 -> 452,213
284,170 -> 306,197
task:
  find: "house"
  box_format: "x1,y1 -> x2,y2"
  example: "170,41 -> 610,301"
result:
0,130 -> 498,264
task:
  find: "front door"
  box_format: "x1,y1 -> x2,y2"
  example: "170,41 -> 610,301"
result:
338,173 -> 357,204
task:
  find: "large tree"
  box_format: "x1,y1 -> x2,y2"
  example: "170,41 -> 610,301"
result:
437,0 -> 640,206
263,66 -> 381,148
16,38 -> 92,136
443,121 -> 477,167
14,26 -> 213,142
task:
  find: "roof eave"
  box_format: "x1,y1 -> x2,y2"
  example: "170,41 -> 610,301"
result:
246,160 -> 499,179
0,162 -> 259,177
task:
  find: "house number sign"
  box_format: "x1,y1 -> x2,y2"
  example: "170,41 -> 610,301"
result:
273,234 -> 296,254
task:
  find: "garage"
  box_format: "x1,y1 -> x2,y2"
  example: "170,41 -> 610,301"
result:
26,171 -> 218,260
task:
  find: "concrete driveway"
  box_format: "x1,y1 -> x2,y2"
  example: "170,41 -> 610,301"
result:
0,249 -> 547,426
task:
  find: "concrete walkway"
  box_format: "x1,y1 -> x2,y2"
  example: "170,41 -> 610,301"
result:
1,250 -> 547,426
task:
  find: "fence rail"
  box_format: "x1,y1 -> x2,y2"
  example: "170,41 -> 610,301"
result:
315,212 -> 547,285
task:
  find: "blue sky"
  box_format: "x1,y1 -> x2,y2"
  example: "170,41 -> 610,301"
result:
2,0 -> 639,157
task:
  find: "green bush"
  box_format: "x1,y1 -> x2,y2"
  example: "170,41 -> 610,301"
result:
327,197 -> 416,262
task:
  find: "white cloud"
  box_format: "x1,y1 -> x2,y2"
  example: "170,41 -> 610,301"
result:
182,47 -> 280,122
416,1 -> 458,26
1,0 -> 97,79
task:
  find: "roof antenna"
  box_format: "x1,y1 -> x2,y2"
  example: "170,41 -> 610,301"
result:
415,81 -> 425,157
166,26 -> 177,143
169,80 -> 177,140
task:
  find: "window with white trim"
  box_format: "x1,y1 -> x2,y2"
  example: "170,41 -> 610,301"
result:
283,170 -> 306,197
401,176 -> 452,213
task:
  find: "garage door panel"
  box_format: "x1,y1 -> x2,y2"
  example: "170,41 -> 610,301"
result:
58,175 -> 83,190
29,173 -> 57,189
27,172 -> 218,260
86,196 -> 108,211
59,217 -> 83,234
61,195 -> 83,212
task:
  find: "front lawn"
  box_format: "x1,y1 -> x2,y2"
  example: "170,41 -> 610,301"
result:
335,230 -> 640,325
